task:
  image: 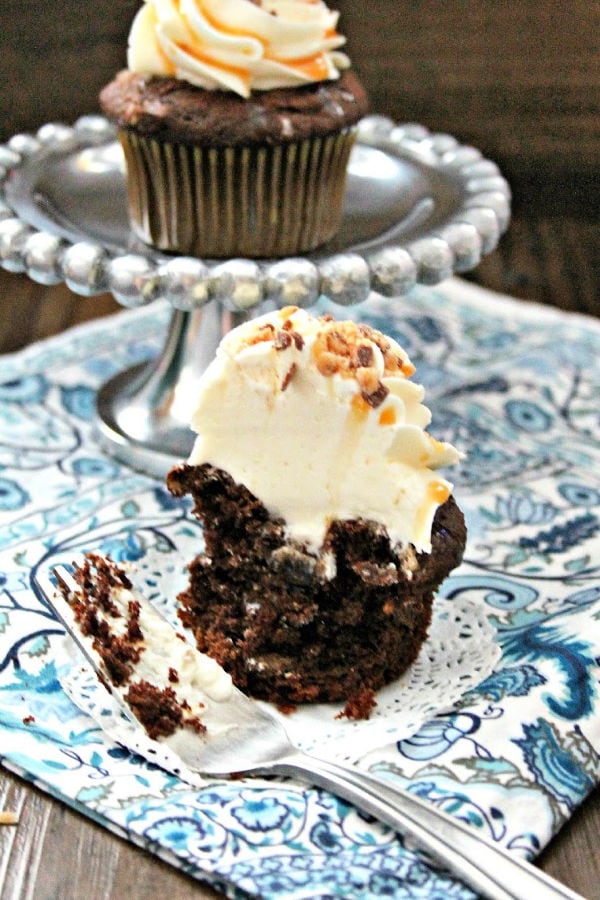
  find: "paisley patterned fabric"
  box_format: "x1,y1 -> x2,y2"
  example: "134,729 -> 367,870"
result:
1,279 -> 600,899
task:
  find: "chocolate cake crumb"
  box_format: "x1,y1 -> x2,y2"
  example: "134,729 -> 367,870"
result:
336,688 -> 377,721
58,555 -> 145,688
124,680 -> 206,740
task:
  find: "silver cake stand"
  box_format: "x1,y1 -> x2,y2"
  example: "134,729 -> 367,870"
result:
0,114 -> 510,475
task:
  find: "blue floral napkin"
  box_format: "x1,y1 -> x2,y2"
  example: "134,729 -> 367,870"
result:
1,279 -> 599,899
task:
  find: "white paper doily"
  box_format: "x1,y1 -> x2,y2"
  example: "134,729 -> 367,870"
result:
58,593 -> 499,775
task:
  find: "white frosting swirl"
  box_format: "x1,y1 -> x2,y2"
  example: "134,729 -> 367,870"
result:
187,308 -> 463,554
128,0 -> 350,98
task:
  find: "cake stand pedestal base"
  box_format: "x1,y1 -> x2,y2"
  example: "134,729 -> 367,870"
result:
95,302 -> 248,476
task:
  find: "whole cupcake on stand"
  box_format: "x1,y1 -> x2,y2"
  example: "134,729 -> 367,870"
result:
99,0 -> 369,259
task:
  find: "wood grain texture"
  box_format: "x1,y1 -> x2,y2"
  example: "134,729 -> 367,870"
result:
465,217 -> 600,318
337,1 -> 600,188
0,272 -> 120,354
0,769 -> 221,899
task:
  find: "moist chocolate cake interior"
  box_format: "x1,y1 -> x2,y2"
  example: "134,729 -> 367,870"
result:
167,463 -> 466,716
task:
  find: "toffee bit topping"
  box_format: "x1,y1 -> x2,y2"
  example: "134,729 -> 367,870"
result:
279,317 -> 307,350
356,343 -> 375,367
291,331 -> 305,351
245,322 -> 276,347
281,363 -> 297,392
168,666 -> 179,683
361,383 -> 390,409
273,330 -> 293,351
315,351 -> 340,376
355,366 -> 379,396
311,318 -> 412,404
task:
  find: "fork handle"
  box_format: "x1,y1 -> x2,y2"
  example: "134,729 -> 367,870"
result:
269,752 -> 583,900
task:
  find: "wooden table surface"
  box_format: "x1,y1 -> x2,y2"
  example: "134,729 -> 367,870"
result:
1,203 -> 599,898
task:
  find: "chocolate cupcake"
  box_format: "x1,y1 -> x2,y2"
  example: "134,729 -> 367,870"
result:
100,0 -> 369,258
167,308 -> 467,716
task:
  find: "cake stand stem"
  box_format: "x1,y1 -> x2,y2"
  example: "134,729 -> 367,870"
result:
95,301 -> 248,477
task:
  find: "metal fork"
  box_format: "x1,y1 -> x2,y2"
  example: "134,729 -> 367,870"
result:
36,566 -> 583,900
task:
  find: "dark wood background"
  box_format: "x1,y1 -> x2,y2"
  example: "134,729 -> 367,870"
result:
1,3 -> 599,897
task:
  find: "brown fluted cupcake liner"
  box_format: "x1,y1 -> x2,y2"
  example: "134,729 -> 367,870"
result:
119,130 -> 355,258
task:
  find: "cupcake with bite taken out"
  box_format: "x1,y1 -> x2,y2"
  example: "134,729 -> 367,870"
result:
167,307 -> 467,717
99,0 -> 369,258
